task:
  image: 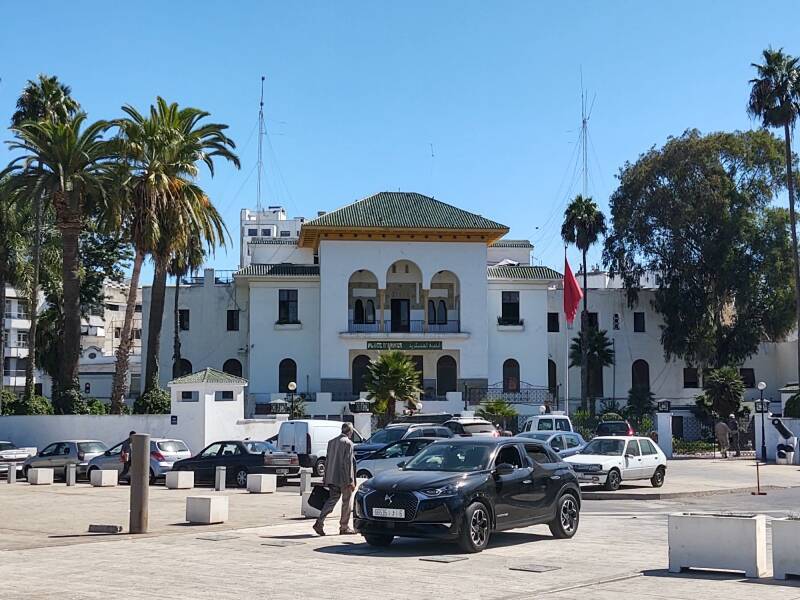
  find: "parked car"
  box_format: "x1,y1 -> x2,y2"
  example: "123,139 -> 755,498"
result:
354,423 -> 452,460
22,440 -> 107,480
278,419 -> 365,476
87,438 -> 192,484
442,417 -> 498,438
172,440 -> 300,487
565,436 -> 667,491
354,437 -> 581,553
355,437 -> 438,478
595,420 -> 635,437
522,414 -> 573,433
518,431 -> 586,457
0,441 -> 37,476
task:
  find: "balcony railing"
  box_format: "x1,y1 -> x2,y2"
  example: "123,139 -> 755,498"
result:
3,312 -> 29,320
6,339 -> 29,348
347,319 -> 460,333
3,369 -> 25,377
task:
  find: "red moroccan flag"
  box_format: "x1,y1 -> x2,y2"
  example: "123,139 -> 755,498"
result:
563,254 -> 583,325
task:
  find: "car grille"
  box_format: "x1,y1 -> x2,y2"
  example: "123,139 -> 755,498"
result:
364,490 -> 419,521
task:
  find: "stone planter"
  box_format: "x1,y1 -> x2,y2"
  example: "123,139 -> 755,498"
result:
668,513 -> 767,578
28,468 -> 53,485
90,469 -> 118,487
165,470 -> 194,489
186,496 -> 228,524
772,517 -> 800,580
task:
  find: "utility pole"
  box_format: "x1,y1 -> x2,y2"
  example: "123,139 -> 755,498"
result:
129,433 -> 150,533
256,75 -> 265,212
579,81 -> 590,413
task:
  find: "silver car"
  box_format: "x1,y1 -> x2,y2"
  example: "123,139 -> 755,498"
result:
518,431 -> 587,457
87,438 -> 191,484
22,440 -> 108,480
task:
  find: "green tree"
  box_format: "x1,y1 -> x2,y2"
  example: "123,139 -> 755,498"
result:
625,386 -> 655,430
134,387 -> 171,414
569,328 -> 615,413
362,351 -> 422,425
0,178 -> 26,393
604,130 -> 795,372
475,399 -> 517,431
561,194 -> 607,410
784,393 -> 800,418
697,366 -> 745,418
748,48 -> 800,385
167,233 -> 204,378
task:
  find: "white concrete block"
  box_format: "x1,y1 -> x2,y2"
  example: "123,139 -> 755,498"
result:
90,469 -> 118,487
668,513 -> 767,578
165,470 -> 194,489
772,518 -> 800,579
247,474 -> 276,494
28,468 -> 53,485
186,495 -> 228,524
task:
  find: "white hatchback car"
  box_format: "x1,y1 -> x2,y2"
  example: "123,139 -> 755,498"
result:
565,436 -> 667,491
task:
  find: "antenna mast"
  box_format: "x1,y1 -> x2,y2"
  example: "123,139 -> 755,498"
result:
256,75 -> 265,212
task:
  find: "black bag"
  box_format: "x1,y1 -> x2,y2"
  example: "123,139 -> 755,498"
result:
308,485 -> 330,510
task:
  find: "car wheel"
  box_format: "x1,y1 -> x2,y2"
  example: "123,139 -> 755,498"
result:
235,467 -> 248,488
604,469 -> 621,491
650,466 -> 665,488
363,533 -> 394,547
356,469 -> 372,479
458,502 -> 491,553
313,458 -> 326,478
549,493 -> 580,539
277,477 -> 288,487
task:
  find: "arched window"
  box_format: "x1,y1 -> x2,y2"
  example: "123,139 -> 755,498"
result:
436,355 -> 457,396
279,358 -> 297,393
503,359 -> 520,393
223,358 -> 242,378
352,355 -> 371,395
428,300 -> 436,325
365,299 -> 375,324
437,300 -> 447,324
548,359 -> 557,396
172,358 -> 192,378
632,359 -> 650,390
353,299 -> 365,324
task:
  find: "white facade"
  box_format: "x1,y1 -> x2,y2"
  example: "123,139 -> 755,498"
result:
2,286 -> 35,391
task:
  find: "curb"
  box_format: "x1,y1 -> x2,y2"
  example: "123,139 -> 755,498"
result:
583,484 -> 793,501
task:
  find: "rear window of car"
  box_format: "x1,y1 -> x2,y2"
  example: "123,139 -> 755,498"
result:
537,419 -> 554,430
245,441 -> 279,453
463,423 -> 496,434
555,419 -> 571,431
78,442 -> 106,453
157,440 -> 188,453
598,422 -> 629,435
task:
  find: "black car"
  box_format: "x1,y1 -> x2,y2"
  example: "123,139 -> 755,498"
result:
354,437 -> 581,553
171,440 -> 300,487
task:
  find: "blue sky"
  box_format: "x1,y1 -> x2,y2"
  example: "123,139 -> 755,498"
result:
2,1 -> 799,279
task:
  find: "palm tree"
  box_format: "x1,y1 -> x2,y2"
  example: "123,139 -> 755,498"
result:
362,351 -> 422,425
476,399 -> 517,432
569,328 -> 615,413
167,233 -> 205,376
110,97 -> 238,405
7,114 -> 115,409
562,194 -> 606,411
749,48 -> 800,385
10,75 -> 79,402
0,178 -> 26,392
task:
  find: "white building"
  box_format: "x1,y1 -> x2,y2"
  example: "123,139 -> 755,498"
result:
2,287 -> 37,393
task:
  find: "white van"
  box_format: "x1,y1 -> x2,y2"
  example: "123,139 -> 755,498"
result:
277,420 -> 365,477
522,414 -> 573,433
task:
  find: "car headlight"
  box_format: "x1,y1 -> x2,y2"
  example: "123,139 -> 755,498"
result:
358,481 -> 375,493
586,464 -> 603,472
420,484 -> 460,497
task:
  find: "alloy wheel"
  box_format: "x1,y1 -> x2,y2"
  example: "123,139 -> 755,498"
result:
236,469 -> 247,487
560,497 -> 578,533
470,507 -> 489,547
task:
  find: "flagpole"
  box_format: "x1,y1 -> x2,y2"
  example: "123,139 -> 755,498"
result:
564,247 -> 569,417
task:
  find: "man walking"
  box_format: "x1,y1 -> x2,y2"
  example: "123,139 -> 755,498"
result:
715,420 -> 731,459
120,430 -> 136,481
313,422 -> 357,536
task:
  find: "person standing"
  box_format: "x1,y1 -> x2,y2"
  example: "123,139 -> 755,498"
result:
313,422 -> 357,536
715,420 -> 731,459
727,414 -> 741,457
120,430 -> 136,481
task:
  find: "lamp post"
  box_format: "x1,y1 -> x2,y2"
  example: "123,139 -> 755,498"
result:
287,381 -> 297,417
756,381 -> 768,463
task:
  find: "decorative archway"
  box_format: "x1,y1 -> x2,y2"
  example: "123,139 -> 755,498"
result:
352,355 -> 370,395
172,358 -> 193,378
348,270 -> 379,331
279,358 -> 297,393
223,358 -> 242,378
503,359 -> 520,393
436,355 -> 457,396
632,359 -> 650,389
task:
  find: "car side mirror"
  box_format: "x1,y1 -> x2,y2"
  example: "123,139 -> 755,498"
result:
494,463 -> 515,476
104,450 -> 111,456
397,461 -> 406,469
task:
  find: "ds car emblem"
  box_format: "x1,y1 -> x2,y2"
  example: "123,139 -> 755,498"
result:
384,493 -> 394,504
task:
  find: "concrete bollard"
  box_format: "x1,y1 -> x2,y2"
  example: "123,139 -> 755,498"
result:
299,470 -> 312,495
7,466 -> 17,484
129,433 -> 150,534
186,496 -> 228,524
28,468 -> 54,485
247,474 -> 277,493
165,470 -> 194,489
66,464 -> 77,486
90,469 -> 118,487
215,466 -> 226,491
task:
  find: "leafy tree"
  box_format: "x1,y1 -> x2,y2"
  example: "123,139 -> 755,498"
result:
562,194 -> 606,410
625,386 -> 655,429
0,390 -> 18,414
697,366 -> 745,418
475,399 -> 517,431
59,388 -> 89,415
569,328 -> 615,412
167,233 -> 204,379
362,351 -> 422,425
599,398 -> 621,415
15,394 -> 54,415
748,48 -> 800,385
290,395 -> 307,419
604,130 -> 795,371
0,178 -> 26,393
134,387 -> 171,414
86,398 -> 109,415
784,393 -> 800,418
599,412 -> 624,422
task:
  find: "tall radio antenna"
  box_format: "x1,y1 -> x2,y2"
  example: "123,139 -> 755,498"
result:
256,75 -> 266,212
579,69 -> 595,197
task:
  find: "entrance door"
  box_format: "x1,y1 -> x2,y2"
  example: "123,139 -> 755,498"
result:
390,299 -> 410,332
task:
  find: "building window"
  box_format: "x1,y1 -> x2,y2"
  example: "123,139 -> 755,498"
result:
352,355 -> 370,395
547,312 -> 559,333
587,312 -> 598,329
261,228 -> 271,237
500,292 -> 520,325
279,358 -> 297,393
353,299 -> 365,324
428,300 -> 436,325
548,360 -> 557,396
114,327 -> 121,339
739,368 -> 756,388
181,391 -> 194,401
248,228 -> 257,236
223,358 -> 242,378
436,300 -> 447,325
503,359 -> 520,393
634,312 -> 645,333
172,358 -> 193,378
365,300 -> 375,324
631,359 -> 650,390
227,309 -> 240,331
683,367 -> 699,389
436,356 -> 457,396
216,390 -> 234,401
132,329 -> 142,340
278,290 -> 298,323
613,313 -> 620,330
106,303 -> 119,311
135,304 -> 142,313
179,309 -> 190,331
280,230 -> 291,237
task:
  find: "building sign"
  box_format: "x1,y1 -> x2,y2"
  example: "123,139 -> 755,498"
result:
170,415 -> 178,425
367,341 -> 442,350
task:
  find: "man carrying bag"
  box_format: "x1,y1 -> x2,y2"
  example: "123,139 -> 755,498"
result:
313,422 -> 357,536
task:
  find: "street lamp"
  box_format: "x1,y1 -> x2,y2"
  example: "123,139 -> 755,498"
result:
755,381 -> 768,462
287,381 -> 297,417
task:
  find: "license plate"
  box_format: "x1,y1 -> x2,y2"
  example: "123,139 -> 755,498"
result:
275,468 -> 289,474
273,460 -> 290,465
373,508 -> 405,519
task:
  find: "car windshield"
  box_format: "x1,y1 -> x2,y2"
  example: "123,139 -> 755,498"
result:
519,432 -> 552,441
404,443 -> 491,472
581,439 -> 625,456
78,442 -> 107,454
157,440 -> 189,453
0,442 -> 16,451
367,428 -> 406,445
245,441 -> 279,453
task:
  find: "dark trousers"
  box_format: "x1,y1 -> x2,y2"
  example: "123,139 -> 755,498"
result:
120,460 -> 131,480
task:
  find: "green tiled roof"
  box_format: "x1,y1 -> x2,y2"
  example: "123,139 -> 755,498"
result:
235,264 -> 320,278
491,239 -> 533,248
305,192 -> 508,230
169,367 -> 248,386
248,238 -> 298,245
487,265 -> 562,280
